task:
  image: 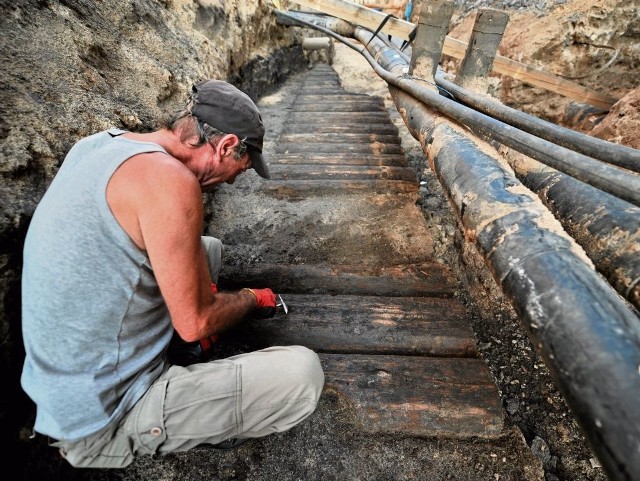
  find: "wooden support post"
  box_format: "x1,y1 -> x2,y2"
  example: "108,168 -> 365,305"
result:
456,9 -> 509,94
409,0 -> 455,89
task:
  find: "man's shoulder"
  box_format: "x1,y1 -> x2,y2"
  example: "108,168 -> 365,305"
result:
118,150 -> 201,202
132,150 -> 195,180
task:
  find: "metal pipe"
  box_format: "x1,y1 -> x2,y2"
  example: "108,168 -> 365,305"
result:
436,74 -> 640,173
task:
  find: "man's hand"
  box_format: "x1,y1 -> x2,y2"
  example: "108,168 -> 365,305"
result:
244,288 -> 278,319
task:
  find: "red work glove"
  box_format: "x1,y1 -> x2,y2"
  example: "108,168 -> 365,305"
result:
199,283 -> 219,351
243,288 -> 277,319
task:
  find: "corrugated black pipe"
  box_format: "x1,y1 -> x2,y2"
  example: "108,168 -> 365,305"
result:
275,11 -> 640,481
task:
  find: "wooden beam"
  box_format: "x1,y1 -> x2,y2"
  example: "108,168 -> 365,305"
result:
409,0 -> 455,83
218,262 -> 458,297
270,153 -> 408,165
282,123 -> 399,134
274,142 -> 404,155
292,0 -> 618,109
256,178 -> 418,196
456,8 -> 510,93
285,113 -> 394,125
226,294 -> 478,357
266,164 -> 416,181
320,354 -> 503,436
279,133 -> 401,144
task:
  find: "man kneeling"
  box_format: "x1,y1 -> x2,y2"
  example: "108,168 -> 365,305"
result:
20,80 -> 324,468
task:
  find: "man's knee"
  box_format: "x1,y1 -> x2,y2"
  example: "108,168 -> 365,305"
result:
277,346 -> 325,401
201,236 -> 224,283
239,346 -> 324,402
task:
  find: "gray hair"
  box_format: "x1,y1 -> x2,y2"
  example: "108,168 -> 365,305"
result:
165,94 -> 248,160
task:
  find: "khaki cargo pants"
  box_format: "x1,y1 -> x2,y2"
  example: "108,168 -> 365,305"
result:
53,237 -> 325,468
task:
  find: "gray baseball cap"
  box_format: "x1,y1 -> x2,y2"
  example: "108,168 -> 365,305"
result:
191,79 -> 269,179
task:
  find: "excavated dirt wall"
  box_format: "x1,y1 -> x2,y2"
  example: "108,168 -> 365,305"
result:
0,0 -> 327,464
447,0 -> 640,145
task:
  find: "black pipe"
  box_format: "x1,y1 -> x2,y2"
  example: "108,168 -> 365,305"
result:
435,74 -> 640,173
391,85 -> 640,481
507,156 -> 640,308
374,36 -> 640,174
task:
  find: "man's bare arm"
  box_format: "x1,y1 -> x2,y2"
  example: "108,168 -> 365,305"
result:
107,152 -> 256,342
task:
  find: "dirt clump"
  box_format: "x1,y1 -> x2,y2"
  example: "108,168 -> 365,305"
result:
589,87 -> 640,148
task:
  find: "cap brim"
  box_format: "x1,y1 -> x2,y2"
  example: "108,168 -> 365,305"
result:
249,150 -> 270,179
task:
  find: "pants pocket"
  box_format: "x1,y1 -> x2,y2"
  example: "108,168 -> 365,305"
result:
130,379 -> 169,456
159,361 -> 241,449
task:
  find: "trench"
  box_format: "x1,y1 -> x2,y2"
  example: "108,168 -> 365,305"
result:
208,64 -> 504,438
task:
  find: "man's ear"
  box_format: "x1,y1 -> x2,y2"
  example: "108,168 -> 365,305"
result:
218,134 -> 240,159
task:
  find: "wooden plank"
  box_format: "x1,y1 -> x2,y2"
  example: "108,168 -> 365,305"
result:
270,153 -> 408,166
297,87 -> 347,94
279,133 -> 400,144
256,179 -> 418,196
281,123 -> 398,134
267,164 -> 415,181
295,95 -> 383,102
288,111 -> 391,123
292,0 -> 618,109
320,354 -> 503,436
275,143 -> 404,155
291,103 -> 386,112
295,94 -> 383,102
302,82 -> 342,88
219,262 -> 458,297
229,294 -> 477,357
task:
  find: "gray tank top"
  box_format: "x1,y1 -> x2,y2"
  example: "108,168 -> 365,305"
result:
21,129 -> 174,441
